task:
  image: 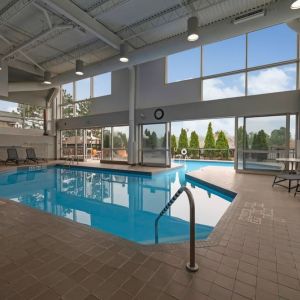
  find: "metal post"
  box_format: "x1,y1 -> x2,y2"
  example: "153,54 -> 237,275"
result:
155,186 -> 198,272
183,186 -> 199,272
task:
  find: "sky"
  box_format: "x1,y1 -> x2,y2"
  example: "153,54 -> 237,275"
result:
0,23 -> 297,139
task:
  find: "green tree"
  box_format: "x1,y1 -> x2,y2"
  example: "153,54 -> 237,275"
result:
216,131 -> 229,159
252,130 -> 269,161
178,129 -> 188,152
204,122 -> 215,158
76,101 -> 91,116
144,129 -> 158,149
62,89 -> 74,118
62,88 -> 91,117
189,131 -> 200,159
113,132 -> 128,148
16,103 -> 43,129
269,127 -> 286,148
171,134 -> 177,157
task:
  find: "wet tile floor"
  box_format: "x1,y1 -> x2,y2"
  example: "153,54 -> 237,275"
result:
1,165 -> 300,299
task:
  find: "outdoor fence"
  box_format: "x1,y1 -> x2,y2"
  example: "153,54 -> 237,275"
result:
172,148 -> 235,160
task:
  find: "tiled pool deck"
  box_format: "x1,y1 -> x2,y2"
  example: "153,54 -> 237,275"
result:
1,163 -> 300,299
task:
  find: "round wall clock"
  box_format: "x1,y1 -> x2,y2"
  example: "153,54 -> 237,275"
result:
154,108 -> 164,120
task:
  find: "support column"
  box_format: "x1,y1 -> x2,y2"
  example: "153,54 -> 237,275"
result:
128,66 -> 138,165
43,108 -> 48,135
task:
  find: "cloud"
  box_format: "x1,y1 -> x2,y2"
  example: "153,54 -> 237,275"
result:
203,75 -> 245,101
248,65 -> 295,95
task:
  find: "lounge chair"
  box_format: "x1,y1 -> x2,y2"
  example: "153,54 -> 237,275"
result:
25,148 -> 47,164
5,148 -> 23,165
272,173 -> 300,192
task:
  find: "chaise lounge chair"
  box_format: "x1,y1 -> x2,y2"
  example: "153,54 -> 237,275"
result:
25,148 -> 47,164
272,173 -> 300,193
5,148 -> 23,165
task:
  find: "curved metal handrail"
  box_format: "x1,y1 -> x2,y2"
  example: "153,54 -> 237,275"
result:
155,186 -> 198,272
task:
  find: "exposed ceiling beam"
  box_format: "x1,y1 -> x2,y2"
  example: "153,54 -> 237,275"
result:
8,60 -> 43,77
42,0 -> 122,50
40,40 -> 109,68
87,0 -> 131,18
49,0 -> 300,86
1,25 -> 73,61
0,0 -> 36,24
33,2 -> 52,29
0,34 -> 45,72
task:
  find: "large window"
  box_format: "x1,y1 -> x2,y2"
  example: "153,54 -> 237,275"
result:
60,73 -> 112,119
247,64 -> 296,96
166,47 -> 200,83
237,114 -> 297,171
203,35 -> 246,76
0,99 -> 44,129
203,73 -> 245,101
94,72 -> 111,97
102,126 -> 129,162
248,24 -> 297,67
166,23 -> 298,100
76,78 -> 91,101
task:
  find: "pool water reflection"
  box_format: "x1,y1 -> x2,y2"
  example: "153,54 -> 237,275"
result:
0,161 -> 234,244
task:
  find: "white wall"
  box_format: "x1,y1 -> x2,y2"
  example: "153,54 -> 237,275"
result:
57,58 -> 300,129
137,58 -> 200,108
0,128 -> 56,159
89,68 -> 129,114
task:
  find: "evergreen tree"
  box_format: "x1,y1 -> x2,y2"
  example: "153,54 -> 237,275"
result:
252,130 -> 269,161
144,129 -> 158,149
178,129 -> 188,151
204,122 -> 215,158
269,127 -> 286,148
171,134 -> 177,157
189,131 -> 200,159
62,89 -> 74,118
216,131 -> 229,159
237,126 -> 249,151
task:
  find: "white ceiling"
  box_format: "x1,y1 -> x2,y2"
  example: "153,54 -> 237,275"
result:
0,0 -> 286,82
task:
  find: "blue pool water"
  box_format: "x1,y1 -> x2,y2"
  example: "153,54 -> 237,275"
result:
0,160 -> 234,244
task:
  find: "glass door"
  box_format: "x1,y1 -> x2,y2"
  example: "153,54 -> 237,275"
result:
140,123 -> 171,167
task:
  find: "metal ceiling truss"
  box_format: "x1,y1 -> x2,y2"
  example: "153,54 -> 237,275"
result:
2,25 -> 73,62
117,0 -> 274,44
40,40 -> 109,68
86,0 -> 132,17
0,0 -> 36,24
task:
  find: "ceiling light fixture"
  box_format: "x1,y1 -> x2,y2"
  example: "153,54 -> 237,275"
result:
119,43 -> 129,63
43,71 -> 51,84
291,0 -> 300,9
75,59 -> 84,75
233,9 -> 265,24
187,16 -> 199,42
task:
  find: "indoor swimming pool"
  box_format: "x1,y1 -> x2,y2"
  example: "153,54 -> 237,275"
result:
0,160 -> 234,244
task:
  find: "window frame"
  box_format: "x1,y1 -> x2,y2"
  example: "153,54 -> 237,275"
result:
165,23 -> 299,100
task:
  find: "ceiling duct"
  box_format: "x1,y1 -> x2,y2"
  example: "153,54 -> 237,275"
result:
233,9 -> 265,25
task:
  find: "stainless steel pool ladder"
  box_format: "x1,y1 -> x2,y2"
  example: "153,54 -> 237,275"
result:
154,186 -> 199,272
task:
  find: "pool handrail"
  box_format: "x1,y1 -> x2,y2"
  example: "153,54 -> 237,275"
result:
154,186 -> 199,272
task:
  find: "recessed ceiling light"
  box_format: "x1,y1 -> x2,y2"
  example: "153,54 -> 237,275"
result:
187,17 -> 199,42
291,0 -> 300,9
